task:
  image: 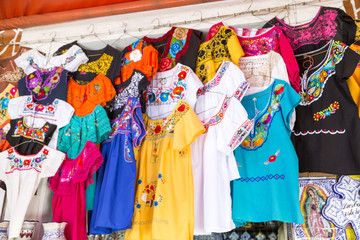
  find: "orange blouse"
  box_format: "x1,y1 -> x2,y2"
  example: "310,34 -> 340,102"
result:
67,73 -> 116,116
0,119 -> 11,152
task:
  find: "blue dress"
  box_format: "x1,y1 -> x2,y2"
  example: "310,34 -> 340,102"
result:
232,79 -> 304,225
90,97 -> 146,234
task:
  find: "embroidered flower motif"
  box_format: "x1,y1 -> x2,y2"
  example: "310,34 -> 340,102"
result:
26,104 -> 33,109
34,157 -> 42,163
155,126 -> 161,134
14,158 -> 19,163
55,67 -> 63,73
129,49 -> 142,62
159,57 -> 173,72
10,87 -> 17,95
8,149 -> 14,154
173,86 -> 184,95
50,73 -> 60,84
148,92 -> 156,103
1,98 -> 9,109
47,106 -> 54,112
28,77 -> 39,88
43,149 -> 49,155
173,28 -> 188,40
178,104 -> 186,112
25,130 -> 33,136
43,125 -> 49,132
16,121 -> 22,126
178,71 -> 187,80
24,159 -> 31,166
169,42 -> 182,58
160,92 -> 169,102
314,113 -> 321,121
27,73 -> 35,80
33,86 -> 41,94
38,90 -> 45,98
332,102 -> 339,109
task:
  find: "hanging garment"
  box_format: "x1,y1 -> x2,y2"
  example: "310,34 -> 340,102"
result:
50,141 -> 103,240
18,67 -> 69,104
14,45 -> 88,75
0,120 -> 11,151
104,70 -> 149,120
0,146 -> 65,239
191,61 -> 252,235
293,40 -> 360,174
143,27 -> 202,72
345,43 -> 360,117
67,73 -> 116,116
0,47 -> 30,90
263,6 -> 357,54
54,42 -> 122,85
145,63 -> 203,119
9,96 -> 74,149
206,23 -> 300,92
118,39 -> 158,84
6,117 -> 57,155
196,26 -> 244,83
355,19 -> 360,42
0,83 -> 18,125
232,79 -> 304,225
90,97 -> 146,234
125,100 -> 205,240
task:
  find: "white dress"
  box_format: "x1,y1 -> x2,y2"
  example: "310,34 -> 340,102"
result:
191,61 -> 253,235
0,146 -> 65,238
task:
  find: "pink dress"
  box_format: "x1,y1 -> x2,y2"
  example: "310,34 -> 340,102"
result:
206,22 -> 300,93
49,141 -> 103,240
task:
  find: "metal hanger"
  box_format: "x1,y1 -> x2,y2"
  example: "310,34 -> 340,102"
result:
138,18 -> 162,38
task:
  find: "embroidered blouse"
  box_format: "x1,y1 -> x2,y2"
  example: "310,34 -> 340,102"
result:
67,73 -> 116,117
0,146 -> 65,239
118,39 -> 158,84
54,42 -> 122,85
18,67 -> 69,104
143,27 -> 202,72
146,63 -> 203,119
104,70 -> 149,121
0,83 -> 18,125
15,45 -> 88,75
6,117 -> 57,155
8,96 -> 74,149
263,6 -> 357,54
196,26 -> 244,83
293,40 -> 360,174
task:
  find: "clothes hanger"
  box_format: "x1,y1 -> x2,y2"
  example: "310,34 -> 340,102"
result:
139,18 -> 162,38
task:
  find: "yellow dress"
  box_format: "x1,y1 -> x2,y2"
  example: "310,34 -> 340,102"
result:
195,26 -> 244,84
0,83 -> 18,125
346,44 -> 360,117
126,100 -> 205,240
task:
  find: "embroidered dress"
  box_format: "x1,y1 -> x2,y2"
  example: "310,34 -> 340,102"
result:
9,96 -> 74,149
18,67 -> 69,104
143,27 -> 202,72
346,43 -> 360,117
355,20 -> 360,42
0,47 -> 30,91
54,42 -> 122,84
206,23 -> 300,92
232,79 -> 303,225
104,70 -> 148,121
125,100 -> 205,240
15,45 -> 88,75
263,6 -> 357,54
49,141 -> 103,240
6,117 -> 57,155
0,146 -> 65,239
0,83 -> 18,125
90,97 -> 146,234
146,63 -> 203,119
196,26 -> 244,84
118,40 -> 158,84
0,120 -> 11,151
293,40 -> 360,174
67,73 -> 116,116
191,61 -> 251,235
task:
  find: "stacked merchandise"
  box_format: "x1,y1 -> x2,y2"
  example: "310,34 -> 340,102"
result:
0,5 -> 358,240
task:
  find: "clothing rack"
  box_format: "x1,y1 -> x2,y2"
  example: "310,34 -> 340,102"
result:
0,0 -> 332,47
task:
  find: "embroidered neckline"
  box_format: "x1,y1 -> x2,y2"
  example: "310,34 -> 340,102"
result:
22,96 -> 59,118
76,53 -> 114,77
12,118 -> 51,142
240,81 -> 285,150
6,146 -> 49,173
197,61 -> 231,96
275,7 -> 322,30
201,95 -> 230,132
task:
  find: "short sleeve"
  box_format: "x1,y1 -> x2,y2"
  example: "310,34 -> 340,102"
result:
94,107 -> 112,144
338,8 -> 357,46
55,100 -> 75,129
228,63 -> 249,100
131,103 -> 147,147
336,46 -> 360,81
187,69 -> 204,108
14,49 -> 38,75
40,148 -> 65,178
8,96 -> 27,119
61,45 -> 89,73
173,104 -> 205,151
228,32 -> 245,67
280,82 -> 301,131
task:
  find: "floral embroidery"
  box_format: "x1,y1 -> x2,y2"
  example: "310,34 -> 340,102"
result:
236,174 -> 285,182
197,61 -> 231,96
159,57 -> 174,72
0,122 -> 10,143
146,65 -> 190,106
313,101 -> 339,121
23,97 -> 58,117
146,101 -> 190,139
293,129 -> 346,136
0,86 -> 17,120
240,29 -> 281,56
240,83 -> 285,150
6,148 -> 48,173
135,177 -> 165,210
43,229 -> 66,239
25,67 -> 64,101
228,119 -> 253,150
355,20 -> 360,42
233,81 -> 249,100
196,27 -> 235,83
129,49 -> 142,62
77,53 -> 114,75
264,149 -> 280,165
13,119 -> 50,142
274,9 -> 338,50
173,28 -> 188,40
203,96 -> 231,132
299,41 -> 345,106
